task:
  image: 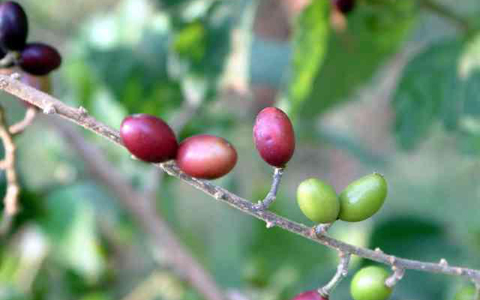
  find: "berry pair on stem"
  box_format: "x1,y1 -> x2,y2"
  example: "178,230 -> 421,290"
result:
120,114 -> 237,180
0,1 -> 61,76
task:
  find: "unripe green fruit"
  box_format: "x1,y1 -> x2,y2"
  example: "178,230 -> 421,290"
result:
454,285 -> 476,300
338,173 -> 387,222
351,266 -> 392,300
297,178 -> 339,223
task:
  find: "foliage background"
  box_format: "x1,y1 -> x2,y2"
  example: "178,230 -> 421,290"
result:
1,0 -> 480,299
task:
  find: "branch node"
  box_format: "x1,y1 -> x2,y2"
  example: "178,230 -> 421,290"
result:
78,106 -> 88,116
214,190 -> 225,200
388,256 -> 397,265
43,103 -> 57,115
375,247 -> 384,254
439,258 -> 449,268
314,223 -> 333,237
265,221 -> 275,229
10,72 -> 20,80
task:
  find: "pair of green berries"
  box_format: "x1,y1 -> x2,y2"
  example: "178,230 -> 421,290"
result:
297,173 -> 387,224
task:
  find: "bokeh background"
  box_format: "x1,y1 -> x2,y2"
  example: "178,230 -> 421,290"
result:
1,0 -> 480,299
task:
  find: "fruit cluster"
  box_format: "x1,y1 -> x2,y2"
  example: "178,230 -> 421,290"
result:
297,173 -> 387,224
0,1 -> 61,76
120,106 -> 296,179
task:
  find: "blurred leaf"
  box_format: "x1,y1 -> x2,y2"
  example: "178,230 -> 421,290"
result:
43,185 -> 106,282
393,34 -> 480,151
393,40 -> 463,149
302,0 -> 416,117
284,0 -> 329,118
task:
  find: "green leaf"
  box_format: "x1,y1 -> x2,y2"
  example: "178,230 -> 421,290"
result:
301,0 -> 416,118
43,184 -> 106,282
283,0 -> 329,118
393,34 -> 480,151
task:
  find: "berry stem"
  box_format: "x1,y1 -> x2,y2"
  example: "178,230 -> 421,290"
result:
254,167 -> 284,210
385,266 -> 405,288
0,105 -> 19,237
318,251 -> 350,297
1,74 -> 480,283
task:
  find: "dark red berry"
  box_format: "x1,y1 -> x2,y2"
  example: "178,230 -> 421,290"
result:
291,290 -> 328,300
0,1 -> 28,50
176,134 -> 237,180
332,0 -> 356,14
253,107 -> 295,168
120,114 -> 178,163
19,43 -> 62,76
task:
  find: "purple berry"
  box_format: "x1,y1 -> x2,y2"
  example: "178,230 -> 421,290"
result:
120,114 -> 178,163
19,43 -> 62,76
176,134 -> 237,180
253,107 -> 295,168
291,290 -> 328,300
332,0 -> 356,14
0,1 -> 28,50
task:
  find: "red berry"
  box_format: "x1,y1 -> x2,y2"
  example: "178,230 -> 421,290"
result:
0,1 -> 28,50
19,43 -> 62,76
253,107 -> 295,168
120,114 -> 178,163
332,0 -> 356,14
291,290 -> 328,300
176,134 -> 237,180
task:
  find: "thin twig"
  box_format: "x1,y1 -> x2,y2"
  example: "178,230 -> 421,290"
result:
1,74 -> 480,282
9,106 -> 37,135
253,167 -> 284,210
385,266 -> 405,288
318,252 -> 350,297
0,105 -> 20,237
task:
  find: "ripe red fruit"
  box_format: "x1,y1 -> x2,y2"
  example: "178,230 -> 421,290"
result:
291,290 -> 328,300
253,107 -> 295,168
332,0 -> 356,14
19,43 -> 62,76
120,114 -> 178,163
176,134 -> 237,179
0,1 -> 28,50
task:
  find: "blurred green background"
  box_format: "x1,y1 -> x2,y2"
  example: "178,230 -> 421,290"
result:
1,0 -> 480,299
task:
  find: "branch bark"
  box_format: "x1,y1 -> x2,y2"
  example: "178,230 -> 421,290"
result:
1,74 -> 480,283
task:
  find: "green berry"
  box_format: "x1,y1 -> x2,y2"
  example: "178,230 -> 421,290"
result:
338,173 -> 387,222
351,266 -> 392,300
454,285 -> 476,300
297,178 -> 339,223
